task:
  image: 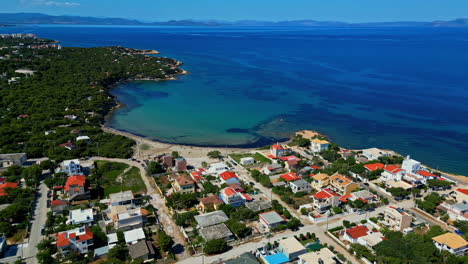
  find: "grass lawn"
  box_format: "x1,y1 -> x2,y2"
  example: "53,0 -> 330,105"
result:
230,152 -> 272,164
96,161 -> 147,197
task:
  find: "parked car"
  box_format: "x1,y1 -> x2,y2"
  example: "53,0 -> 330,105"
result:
357,210 -> 365,215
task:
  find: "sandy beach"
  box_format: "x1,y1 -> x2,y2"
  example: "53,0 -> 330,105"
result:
102,126 -> 256,167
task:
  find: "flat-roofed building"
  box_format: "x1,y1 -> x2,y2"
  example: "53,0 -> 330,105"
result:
109,191 -> 134,207
258,210 -> 286,230
383,206 -> 412,231
277,237 -> 308,260
298,248 -> 339,264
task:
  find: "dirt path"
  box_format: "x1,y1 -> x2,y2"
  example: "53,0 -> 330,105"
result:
90,157 -> 189,260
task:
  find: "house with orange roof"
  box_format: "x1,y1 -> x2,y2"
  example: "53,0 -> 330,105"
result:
310,173 -> 329,190
56,227 -> 93,254
220,187 -> 245,207
381,165 -> 405,181
280,172 -> 301,182
0,182 -> 18,196
455,188 -> 468,203
219,171 -> 240,185
173,175 -> 196,194
312,188 -> 340,213
270,144 -> 286,158
432,233 -> 468,256
64,175 -> 89,201
364,163 -> 384,172
329,173 -> 358,195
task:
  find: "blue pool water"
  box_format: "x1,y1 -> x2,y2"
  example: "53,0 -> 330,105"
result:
1,25 -> 467,174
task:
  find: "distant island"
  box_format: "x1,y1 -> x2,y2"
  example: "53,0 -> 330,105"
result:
1,13 -> 468,27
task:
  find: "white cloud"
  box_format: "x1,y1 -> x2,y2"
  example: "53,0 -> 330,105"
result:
43,1 -> 80,6
20,0 -> 81,7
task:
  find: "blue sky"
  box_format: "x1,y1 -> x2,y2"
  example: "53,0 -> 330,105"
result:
4,0 -> 468,22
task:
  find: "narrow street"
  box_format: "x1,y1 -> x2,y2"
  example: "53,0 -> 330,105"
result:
24,182 -> 49,264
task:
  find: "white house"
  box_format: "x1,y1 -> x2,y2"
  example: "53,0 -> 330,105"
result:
220,187 -> 245,207
240,157 -> 255,166
381,165 -> 405,181
124,228 -> 146,245
68,208 -> 94,225
310,139 -> 329,153
207,162 -> 229,174
362,148 -> 389,161
57,227 -> 94,254
402,156 -> 421,174
289,179 -> 312,194
60,159 -> 82,176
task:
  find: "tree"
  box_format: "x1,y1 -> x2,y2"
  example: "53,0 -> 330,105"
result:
91,225 -> 107,248
204,239 -> 228,255
411,188 -> 421,197
171,151 -> 180,159
21,164 -> 42,186
108,244 -> 128,261
226,220 -> 252,238
116,230 -> 125,245
286,217 -> 302,230
207,150 -> 222,159
158,230 -> 175,252
147,161 -> 165,175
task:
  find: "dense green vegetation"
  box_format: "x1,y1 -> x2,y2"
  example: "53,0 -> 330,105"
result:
0,36 -> 182,161
91,160 -> 146,197
373,226 -> 468,264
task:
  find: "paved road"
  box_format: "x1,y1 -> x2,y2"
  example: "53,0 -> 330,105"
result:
90,157 -> 190,260
24,182 -> 49,264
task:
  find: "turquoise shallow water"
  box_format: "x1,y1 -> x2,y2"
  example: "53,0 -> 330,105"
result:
1,25 -> 468,174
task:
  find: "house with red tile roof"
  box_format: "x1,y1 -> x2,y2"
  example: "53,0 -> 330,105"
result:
280,172 -> 300,182
220,187 -> 245,207
417,170 -> 437,179
219,171 -> 240,185
0,182 -> 18,196
381,165 -> 405,181
270,144 -> 286,158
190,171 -> 203,182
344,225 -> 369,243
56,227 -> 93,254
455,188 -> 468,203
312,188 -> 340,213
64,175 -> 89,201
59,142 -> 75,150
364,163 -> 384,172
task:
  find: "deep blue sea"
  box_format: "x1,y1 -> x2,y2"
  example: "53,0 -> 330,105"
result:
1,25 -> 468,175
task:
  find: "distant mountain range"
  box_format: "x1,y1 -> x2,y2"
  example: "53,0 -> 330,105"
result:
1,13 -> 468,27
